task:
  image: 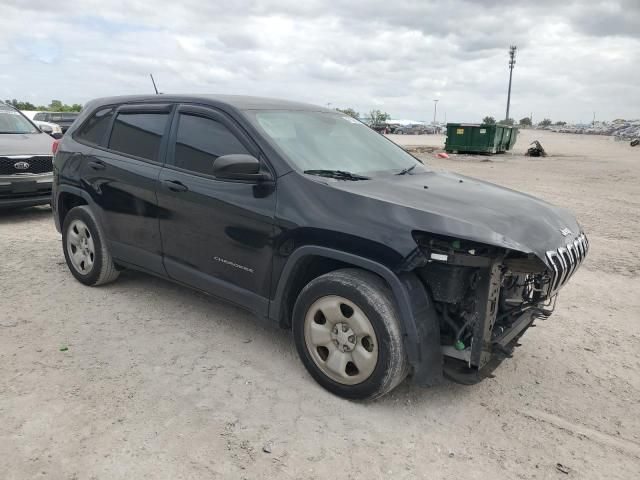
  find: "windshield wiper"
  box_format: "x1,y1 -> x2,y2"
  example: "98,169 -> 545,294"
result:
397,164 -> 417,175
304,169 -> 370,181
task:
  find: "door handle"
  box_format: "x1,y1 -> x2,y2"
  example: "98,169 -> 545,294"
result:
162,179 -> 189,192
88,160 -> 105,170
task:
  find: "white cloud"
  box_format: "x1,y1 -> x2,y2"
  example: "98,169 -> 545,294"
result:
1,0 -> 639,122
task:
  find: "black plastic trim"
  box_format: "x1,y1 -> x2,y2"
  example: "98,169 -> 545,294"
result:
53,185 -> 96,232
164,257 -> 269,317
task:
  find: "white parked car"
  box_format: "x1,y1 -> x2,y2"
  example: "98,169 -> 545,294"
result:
21,111 -> 63,138
32,120 -> 63,138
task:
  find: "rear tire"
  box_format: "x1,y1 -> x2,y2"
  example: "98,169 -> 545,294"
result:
293,268 -> 408,400
62,206 -> 119,286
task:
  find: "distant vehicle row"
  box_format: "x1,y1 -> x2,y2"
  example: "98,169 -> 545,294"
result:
393,124 -> 438,135
369,123 -> 440,135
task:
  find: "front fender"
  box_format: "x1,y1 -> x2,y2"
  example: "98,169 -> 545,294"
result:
270,245 -> 443,386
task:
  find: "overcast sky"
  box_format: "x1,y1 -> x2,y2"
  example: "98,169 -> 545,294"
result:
2,0 -> 638,123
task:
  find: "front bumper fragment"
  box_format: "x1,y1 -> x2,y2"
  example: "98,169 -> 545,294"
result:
0,173 -> 53,208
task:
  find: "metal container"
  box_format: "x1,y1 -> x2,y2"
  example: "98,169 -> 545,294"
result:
445,123 -> 517,154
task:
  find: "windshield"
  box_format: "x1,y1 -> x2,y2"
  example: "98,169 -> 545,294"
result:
0,106 -> 39,134
248,110 -> 423,174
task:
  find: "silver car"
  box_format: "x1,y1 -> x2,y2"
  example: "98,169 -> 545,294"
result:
0,102 -> 54,208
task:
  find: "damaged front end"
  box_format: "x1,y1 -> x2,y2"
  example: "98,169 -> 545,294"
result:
410,231 -> 589,384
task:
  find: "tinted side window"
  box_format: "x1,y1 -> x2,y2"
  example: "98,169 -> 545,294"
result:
174,114 -> 249,175
75,107 -> 114,146
108,112 -> 169,161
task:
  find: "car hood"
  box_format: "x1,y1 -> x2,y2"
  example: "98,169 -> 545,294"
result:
327,170 -> 582,261
0,133 -> 54,156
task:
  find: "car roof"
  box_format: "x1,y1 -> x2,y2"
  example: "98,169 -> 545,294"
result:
86,94 -> 334,112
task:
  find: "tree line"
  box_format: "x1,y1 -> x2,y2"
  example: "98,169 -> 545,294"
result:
299,106 -> 572,128
482,116 -> 567,127
482,116 -> 569,127
4,99 -> 82,112
336,108 -> 392,125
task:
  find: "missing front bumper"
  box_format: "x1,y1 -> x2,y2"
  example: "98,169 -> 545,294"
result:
442,308 -> 538,384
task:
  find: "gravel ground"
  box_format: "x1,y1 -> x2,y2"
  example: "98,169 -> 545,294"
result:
1,130 -> 639,479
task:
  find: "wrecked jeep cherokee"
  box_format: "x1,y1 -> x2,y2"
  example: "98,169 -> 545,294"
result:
52,95 -> 587,400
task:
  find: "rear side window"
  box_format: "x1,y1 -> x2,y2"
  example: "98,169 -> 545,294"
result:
56,113 -> 77,121
75,107 -> 114,146
174,114 -> 249,175
108,112 -> 169,161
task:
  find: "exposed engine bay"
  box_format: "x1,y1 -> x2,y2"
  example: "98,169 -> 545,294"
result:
412,232 -> 588,383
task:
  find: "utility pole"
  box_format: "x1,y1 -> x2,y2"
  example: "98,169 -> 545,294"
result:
505,45 -> 517,122
592,112 -> 596,125
433,99 -> 439,124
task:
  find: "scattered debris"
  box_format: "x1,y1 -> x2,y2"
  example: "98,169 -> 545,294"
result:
631,139 -> 639,147
404,145 -> 440,154
437,152 -> 449,158
262,442 -> 273,454
59,345 -> 68,352
526,140 -> 547,157
556,463 -> 571,474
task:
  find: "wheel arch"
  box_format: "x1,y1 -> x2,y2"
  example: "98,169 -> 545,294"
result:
54,186 -> 95,233
270,246 -> 443,385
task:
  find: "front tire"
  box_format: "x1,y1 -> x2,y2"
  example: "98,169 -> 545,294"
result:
293,269 -> 408,400
62,206 -> 119,286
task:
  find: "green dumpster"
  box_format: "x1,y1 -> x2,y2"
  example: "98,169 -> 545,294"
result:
507,127 -> 519,150
445,123 -> 517,154
497,126 -> 518,153
497,125 -> 510,153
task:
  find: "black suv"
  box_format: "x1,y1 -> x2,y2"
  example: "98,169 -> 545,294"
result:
52,95 -> 587,399
33,111 -> 79,133
1,102 -> 55,208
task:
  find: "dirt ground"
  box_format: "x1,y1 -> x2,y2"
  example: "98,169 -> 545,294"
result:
1,130 -> 639,479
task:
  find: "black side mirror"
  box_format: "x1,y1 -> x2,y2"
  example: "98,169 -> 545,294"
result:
213,154 -> 266,181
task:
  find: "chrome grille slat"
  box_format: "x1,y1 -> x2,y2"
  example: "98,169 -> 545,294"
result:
565,243 -> 576,278
546,251 -> 561,290
557,247 -> 571,286
577,239 -> 583,258
574,239 -> 583,262
546,232 -> 588,296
